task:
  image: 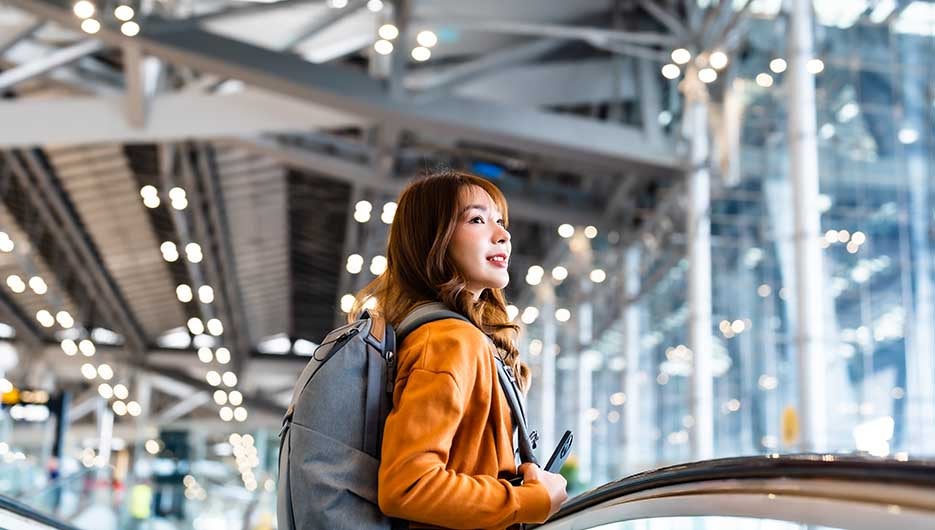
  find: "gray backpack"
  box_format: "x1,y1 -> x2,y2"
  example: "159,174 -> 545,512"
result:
277,303 -> 539,530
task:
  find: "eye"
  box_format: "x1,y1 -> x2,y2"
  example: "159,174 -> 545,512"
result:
497,219 -> 505,227
469,216 -> 484,224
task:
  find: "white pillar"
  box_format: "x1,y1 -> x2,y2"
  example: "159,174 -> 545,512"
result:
788,0 -> 828,452
682,69 -> 714,461
539,297 -> 557,458
623,246 -> 643,472
576,349 -> 594,485
578,292 -> 595,483
905,111 -> 935,453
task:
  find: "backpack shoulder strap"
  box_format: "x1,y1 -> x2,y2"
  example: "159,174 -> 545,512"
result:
396,302 -> 538,465
396,302 -> 465,343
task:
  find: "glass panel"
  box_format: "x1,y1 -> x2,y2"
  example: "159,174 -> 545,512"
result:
585,516 -> 846,530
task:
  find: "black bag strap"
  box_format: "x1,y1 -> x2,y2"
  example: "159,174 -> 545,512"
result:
397,302 -> 538,465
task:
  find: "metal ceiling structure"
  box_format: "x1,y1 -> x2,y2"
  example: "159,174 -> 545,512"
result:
0,0 -> 703,428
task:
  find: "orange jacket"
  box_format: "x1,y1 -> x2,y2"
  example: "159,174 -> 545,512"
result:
378,318 -> 552,529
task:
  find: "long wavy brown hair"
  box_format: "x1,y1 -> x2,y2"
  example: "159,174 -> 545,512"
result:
349,171 -> 530,392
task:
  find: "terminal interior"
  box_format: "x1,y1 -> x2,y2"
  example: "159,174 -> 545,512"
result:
0,1 -> 934,529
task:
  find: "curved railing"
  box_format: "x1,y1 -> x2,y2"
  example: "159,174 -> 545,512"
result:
0,493 -> 82,530
533,454 -> 935,529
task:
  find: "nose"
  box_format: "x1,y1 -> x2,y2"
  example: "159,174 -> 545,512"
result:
495,224 -> 510,244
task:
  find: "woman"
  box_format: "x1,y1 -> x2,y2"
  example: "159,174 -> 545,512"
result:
350,171 -> 568,529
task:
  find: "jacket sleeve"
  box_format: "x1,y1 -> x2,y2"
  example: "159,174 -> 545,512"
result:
377,331 -> 551,528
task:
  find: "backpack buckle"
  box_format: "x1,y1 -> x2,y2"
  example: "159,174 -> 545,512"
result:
529,430 -> 539,450
503,364 -> 516,382
279,404 -> 294,438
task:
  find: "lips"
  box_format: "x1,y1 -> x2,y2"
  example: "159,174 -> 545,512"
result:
487,253 -> 508,267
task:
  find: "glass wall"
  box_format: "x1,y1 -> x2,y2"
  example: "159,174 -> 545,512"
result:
522,1 -> 935,491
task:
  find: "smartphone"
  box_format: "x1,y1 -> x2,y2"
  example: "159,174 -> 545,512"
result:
507,430 -> 575,486
544,430 -> 574,474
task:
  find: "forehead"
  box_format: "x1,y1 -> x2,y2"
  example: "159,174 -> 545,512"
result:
459,185 -> 502,214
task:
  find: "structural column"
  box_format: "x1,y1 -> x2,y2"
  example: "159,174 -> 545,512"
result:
787,0 -> 827,452
683,69 -> 714,461
622,246 -> 643,472
538,296 -> 557,460
902,34 -> 935,452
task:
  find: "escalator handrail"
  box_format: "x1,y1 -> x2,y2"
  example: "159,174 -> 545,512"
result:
536,453 -> 935,526
0,493 -> 83,530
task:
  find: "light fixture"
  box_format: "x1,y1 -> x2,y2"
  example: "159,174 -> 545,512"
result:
898,128 -> 919,144
671,48 -> 691,65
228,390 -> 243,406
112,400 -> 128,416
222,371 -> 238,387
161,241 -> 179,262
506,305 -> 519,321
28,277 -> 48,295
97,364 -> 114,380
340,294 -> 356,313
81,363 -> 97,380
36,310 -> 55,328
187,317 -> 205,335
6,275 -> 25,294
370,255 -> 387,275
114,5 -> 134,21
215,347 -> 231,364
411,46 -> 431,62
207,318 -> 223,336
213,390 -> 228,405
590,269 -> 606,283
234,407 -> 248,422
73,1 -> 95,19
80,18 -> 101,34
354,209 -> 372,223
551,266 -> 568,281
583,226 -> 598,239
807,58 -> 825,74
769,58 -> 787,73
56,311 -> 74,328
698,67 -> 717,83
381,202 -> 397,224
206,370 -> 221,386
120,21 -> 140,36
127,401 -> 141,416
661,64 -> 681,79
378,24 -> 399,40
198,347 -> 213,363
557,224 -> 574,238
61,339 -> 78,356
219,406 -> 233,422
113,384 -> 129,400
374,39 -> 394,55
756,73 -> 774,87
177,284 -> 193,303
198,285 -> 214,304
98,383 -> 114,399
709,50 -> 728,69
416,30 -> 438,48
555,308 -> 571,322
366,0 -> 384,12
346,254 -> 363,274
79,339 -> 96,356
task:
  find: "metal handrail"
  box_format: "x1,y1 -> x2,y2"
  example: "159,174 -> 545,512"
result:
0,493 -> 83,530
534,453 -> 935,527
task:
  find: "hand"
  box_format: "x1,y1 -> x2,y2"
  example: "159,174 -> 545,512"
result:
519,463 -> 568,518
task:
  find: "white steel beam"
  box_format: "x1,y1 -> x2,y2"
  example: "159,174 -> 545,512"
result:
0,39 -> 102,91
6,0 -> 678,174
0,88 -> 361,147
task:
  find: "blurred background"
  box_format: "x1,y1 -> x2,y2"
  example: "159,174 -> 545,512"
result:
0,0 -> 933,529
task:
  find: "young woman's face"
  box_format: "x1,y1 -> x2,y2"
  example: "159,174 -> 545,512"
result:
449,186 -> 511,301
